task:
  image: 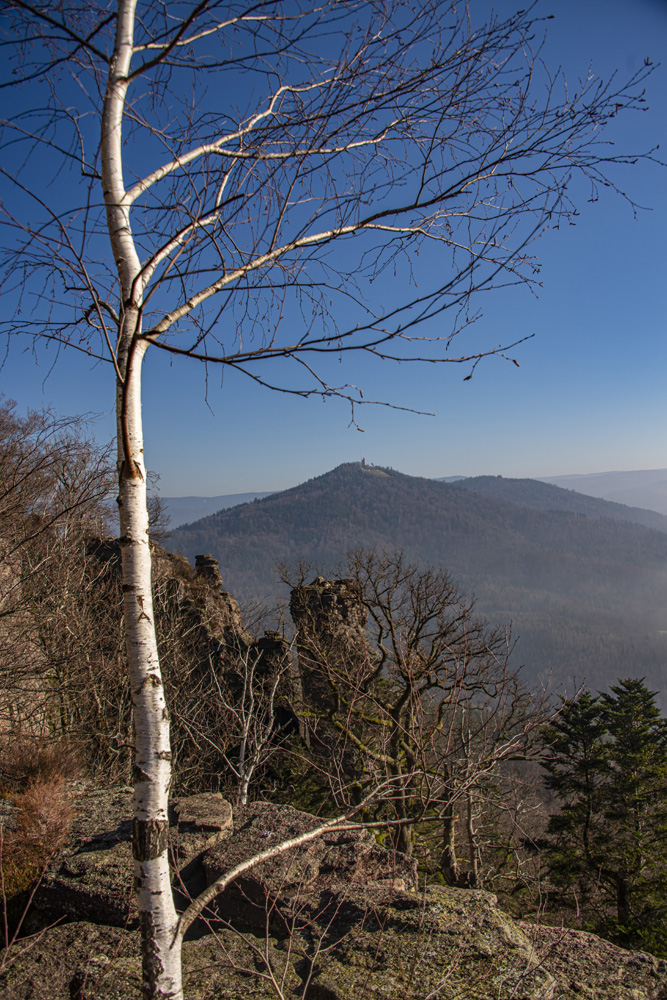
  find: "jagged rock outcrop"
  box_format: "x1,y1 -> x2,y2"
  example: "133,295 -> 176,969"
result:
290,577 -> 368,637
90,543 -> 253,656
16,541 -> 296,791
192,551 -> 254,647
290,576 -> 375,717
290,577 -> 370,660
6,786 -> 666,1000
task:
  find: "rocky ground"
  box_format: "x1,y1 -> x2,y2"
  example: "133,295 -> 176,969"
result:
1,785 -> 666,999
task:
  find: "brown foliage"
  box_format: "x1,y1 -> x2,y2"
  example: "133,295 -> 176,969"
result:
0,776 -> 75,899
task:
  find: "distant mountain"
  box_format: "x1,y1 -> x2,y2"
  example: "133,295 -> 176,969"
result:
162,470 -> 667,528
167,463 -> 667,694
161,492 -> 274,528
455,476 -> 667,534
539,470 -> 667,516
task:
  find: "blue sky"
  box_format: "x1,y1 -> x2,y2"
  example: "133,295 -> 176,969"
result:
2,0 -> 666,496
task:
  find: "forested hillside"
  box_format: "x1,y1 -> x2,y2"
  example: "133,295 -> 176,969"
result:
455,475 -> 667,533
168,463 -> 667,693
542,469 -> 667,514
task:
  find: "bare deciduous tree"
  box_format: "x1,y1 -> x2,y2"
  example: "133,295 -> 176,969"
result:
0,3 -> 653,995
217,641 -> 294,806
0,402 -> 116,756
289,550 -> 550,873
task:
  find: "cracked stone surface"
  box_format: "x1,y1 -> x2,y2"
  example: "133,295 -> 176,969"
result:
3,788 -> 666,1000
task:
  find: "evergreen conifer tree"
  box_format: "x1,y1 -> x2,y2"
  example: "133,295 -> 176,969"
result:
542,679 -> 667,953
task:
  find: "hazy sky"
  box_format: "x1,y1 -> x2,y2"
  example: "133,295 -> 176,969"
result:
3,0 -> 666,495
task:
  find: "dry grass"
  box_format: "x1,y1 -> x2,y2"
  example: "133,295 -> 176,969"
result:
0,774 -> 75,899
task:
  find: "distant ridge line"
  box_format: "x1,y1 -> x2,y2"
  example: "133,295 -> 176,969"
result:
162,467 -> 667,527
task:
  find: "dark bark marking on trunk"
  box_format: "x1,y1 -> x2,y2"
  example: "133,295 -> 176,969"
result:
139,674 -> 162,690
133,817 -> 169,861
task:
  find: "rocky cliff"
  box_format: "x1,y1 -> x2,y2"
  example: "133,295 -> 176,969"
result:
1,785 -> 665,1000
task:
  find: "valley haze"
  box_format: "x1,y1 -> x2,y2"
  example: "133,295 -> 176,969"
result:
164,463 -> 667,700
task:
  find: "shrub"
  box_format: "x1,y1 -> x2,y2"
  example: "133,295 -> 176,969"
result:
0,775 -> 75,899
0,739 -> 82,797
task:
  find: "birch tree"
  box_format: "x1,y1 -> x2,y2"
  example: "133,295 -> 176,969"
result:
0,2 -> 653,996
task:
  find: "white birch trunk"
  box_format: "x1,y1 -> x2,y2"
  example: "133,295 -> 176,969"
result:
102,2 -> 182,996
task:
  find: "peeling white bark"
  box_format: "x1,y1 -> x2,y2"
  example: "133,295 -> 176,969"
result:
117,346 -> 182,999
102,2 -> 181,996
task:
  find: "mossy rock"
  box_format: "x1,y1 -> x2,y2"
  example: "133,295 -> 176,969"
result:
0,922 -> 295,1000
5,892 -> 667,999
302,885 -> 554,1000
26,786 -> 233,933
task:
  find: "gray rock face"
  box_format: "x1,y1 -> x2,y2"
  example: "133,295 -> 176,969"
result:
7,907 -> 667,1000
0,892 -> 556,1000
202,801 -> 418,933
173,791 -> 233,835
300,885 -> 556,1000
3,786 -> 667,1000
0,922 -> 294,1000
521,923 -> 667,1000
27,786 -> 233,932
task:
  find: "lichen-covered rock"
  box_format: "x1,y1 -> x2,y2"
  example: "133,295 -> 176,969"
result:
27,785 -> 233,932
65,784 -> 135,844
521,922 -> 667,999
0,923 -> 131,1000
299,885 -> 555,1000
31,839 -> 137,929
198,803 -> 556,997
173,792 -> 233,840
8,790 -> 667,1000
202,801 -> 418,933
0,921 -> 292,1000
0,893 -> 555,1000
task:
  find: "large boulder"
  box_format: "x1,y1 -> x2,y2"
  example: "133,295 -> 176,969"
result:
0,897 -> 555,1000
6,911 -> 667,1000
0,922 -> 291,1000
197,802 -> 555,998
202,801 -> 418,933
521,922 -> 667,1000
25,786 -> 232,931
296,884 -> 555,1000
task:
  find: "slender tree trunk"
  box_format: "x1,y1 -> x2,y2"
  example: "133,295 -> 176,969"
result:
616,876 -> 631,926
239,775 -> 251,807
396,815 -> 413,857
389,761 -> 413,856
440,801 -> 459,885
465,789 -> 480,889
102,3 -> 181,996
116,344 -> 182,999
